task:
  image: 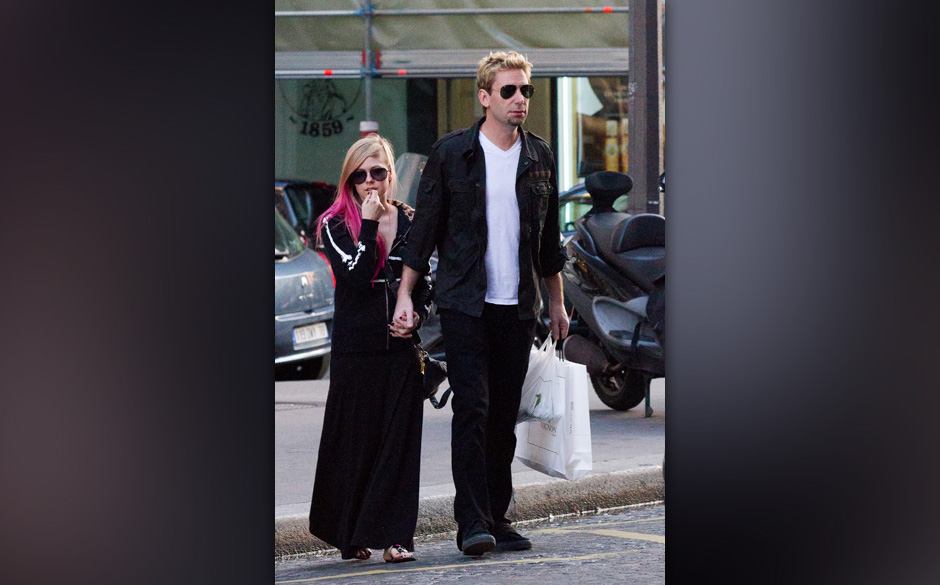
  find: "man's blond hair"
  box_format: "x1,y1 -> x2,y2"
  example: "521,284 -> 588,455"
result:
476,51 -> 533,92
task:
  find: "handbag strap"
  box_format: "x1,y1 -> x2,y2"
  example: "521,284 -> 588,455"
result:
429,388 -> 452,409
417,342 -> 451,409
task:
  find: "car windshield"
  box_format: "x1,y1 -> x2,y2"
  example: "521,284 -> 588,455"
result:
275,188 -> 293,225
285,186 -> 312,227
275,210 -> 305,259
395,153 -> 428,209
560,197 -> 593,232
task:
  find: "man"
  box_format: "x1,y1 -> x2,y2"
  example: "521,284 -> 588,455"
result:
393,51 -> 569,556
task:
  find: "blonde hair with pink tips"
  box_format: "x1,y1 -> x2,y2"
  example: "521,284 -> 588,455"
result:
315,134 -> 398,279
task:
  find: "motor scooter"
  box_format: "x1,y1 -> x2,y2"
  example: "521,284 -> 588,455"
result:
559,171 -> 665,417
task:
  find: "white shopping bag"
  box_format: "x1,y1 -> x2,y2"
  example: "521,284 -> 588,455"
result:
514,357 -> 593,480
517,337 -> 565,423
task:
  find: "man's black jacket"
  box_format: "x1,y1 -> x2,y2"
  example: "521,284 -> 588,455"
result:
401,117 -> 566,319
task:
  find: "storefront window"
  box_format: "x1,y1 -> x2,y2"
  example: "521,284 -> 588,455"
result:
575,76 -> 630,177
556,76 -> 630,193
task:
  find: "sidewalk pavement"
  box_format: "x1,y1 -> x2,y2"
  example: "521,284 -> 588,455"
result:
275,377 -> 665,558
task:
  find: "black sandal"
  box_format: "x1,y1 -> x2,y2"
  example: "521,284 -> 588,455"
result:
383,544 -> 416,563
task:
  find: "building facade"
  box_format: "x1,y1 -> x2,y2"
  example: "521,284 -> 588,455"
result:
275,1 -> 664,212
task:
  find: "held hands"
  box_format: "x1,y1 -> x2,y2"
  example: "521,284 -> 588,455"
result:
389,311 -> 420,338
361,189 -> 389,221
391,295 -> 415,337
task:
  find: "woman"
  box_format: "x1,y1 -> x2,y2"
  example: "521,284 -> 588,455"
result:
308,134 -> 432,563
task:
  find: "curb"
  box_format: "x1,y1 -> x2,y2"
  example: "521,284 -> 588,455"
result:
275,466 -> 664,559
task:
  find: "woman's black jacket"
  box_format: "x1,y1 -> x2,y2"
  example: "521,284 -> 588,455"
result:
320,200 -> 433,354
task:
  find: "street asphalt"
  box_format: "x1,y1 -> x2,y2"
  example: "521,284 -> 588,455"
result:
275,374 -> 665,559
276,504 -> 666,583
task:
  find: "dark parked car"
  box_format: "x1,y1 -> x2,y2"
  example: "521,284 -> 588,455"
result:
394,153 -> 445,358
275,210 -> 335,379
275,180 -> 337,249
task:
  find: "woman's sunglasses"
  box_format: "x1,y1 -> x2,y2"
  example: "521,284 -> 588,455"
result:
350,167 -> 389,184
496,84 -> 535,99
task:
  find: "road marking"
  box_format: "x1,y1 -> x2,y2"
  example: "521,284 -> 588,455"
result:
531,515 -> 664,532
274,551 -> 635,583
569,529 -> 665,544
536,526 -> 664,544
533,517 -> 665,544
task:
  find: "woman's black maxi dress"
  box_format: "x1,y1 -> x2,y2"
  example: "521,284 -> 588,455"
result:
309,201 -> 432,559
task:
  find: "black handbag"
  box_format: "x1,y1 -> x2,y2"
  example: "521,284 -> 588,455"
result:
417,345 -> 451,409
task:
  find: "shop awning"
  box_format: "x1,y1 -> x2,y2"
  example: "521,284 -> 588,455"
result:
275,1 -> 630,78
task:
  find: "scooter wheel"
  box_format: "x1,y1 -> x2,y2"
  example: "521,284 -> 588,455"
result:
590,370 -> 648,411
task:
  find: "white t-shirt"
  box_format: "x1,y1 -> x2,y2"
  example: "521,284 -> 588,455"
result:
478,131 -> 522,305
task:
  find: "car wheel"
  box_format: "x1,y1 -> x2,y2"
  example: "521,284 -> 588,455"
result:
590,369 -> 648,411
305,355 -> 330,379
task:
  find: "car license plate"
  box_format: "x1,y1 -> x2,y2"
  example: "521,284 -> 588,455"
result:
293,322 -> 327,347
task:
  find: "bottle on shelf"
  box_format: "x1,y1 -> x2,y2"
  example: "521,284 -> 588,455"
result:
619,117 -> 629,172
605,119 -> 620,172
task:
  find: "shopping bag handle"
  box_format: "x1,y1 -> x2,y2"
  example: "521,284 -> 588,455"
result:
536,336 -> 554,354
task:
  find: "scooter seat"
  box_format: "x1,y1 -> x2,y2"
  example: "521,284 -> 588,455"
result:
607,247 -> 665,292
611,214 -> 665,253
583,211 -> 632,258
596,214 -> 665,292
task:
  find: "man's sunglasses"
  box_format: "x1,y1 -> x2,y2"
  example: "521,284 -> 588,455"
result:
350,167 -> 389,184
496,84 -> 535,99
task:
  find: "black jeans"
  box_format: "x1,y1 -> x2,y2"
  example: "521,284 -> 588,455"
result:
439,303 -> 536,535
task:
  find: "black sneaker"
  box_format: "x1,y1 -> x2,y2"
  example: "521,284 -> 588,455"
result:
459,526 -> 496,556
493,524 -> 532,551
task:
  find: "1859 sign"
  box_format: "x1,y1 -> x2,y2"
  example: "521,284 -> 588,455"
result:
280,79 -> 360,139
